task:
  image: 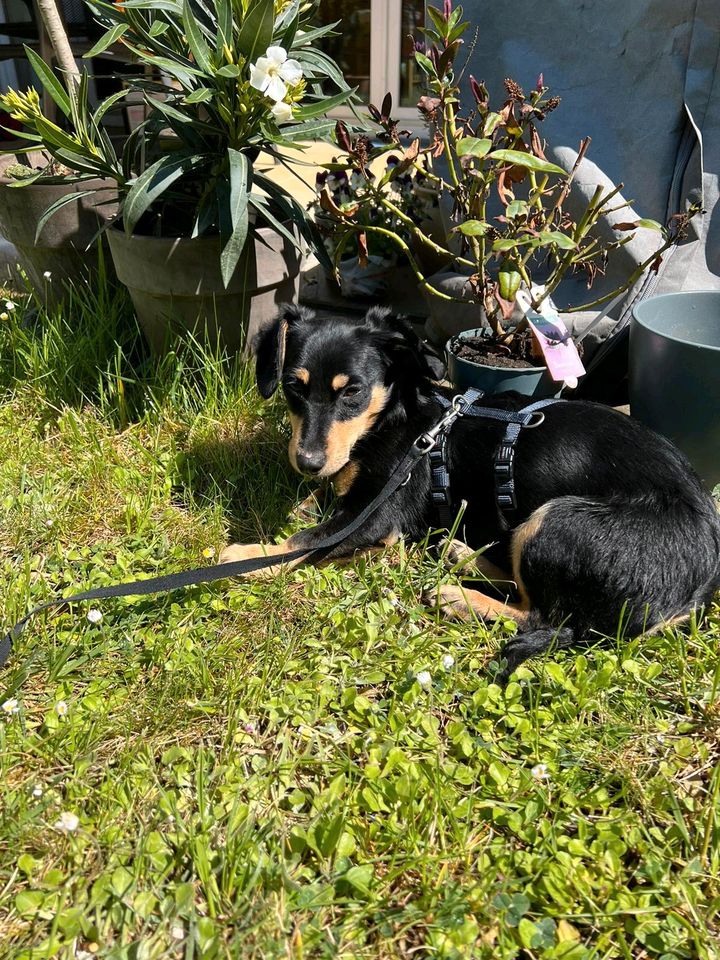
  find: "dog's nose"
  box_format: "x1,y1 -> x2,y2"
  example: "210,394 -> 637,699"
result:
296,448 -> 326,475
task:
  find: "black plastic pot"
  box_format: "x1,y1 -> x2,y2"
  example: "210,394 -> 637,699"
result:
630,291 -> 720,488
446,327 -> 561,398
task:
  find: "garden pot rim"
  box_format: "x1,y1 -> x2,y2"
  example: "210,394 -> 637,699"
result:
445,326 -> 548,375
107,217 -> 292,244
632,290 -> 720,352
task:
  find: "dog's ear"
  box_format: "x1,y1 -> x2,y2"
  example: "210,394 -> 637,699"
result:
363,306 -> 446,381
255,304 -> 314,399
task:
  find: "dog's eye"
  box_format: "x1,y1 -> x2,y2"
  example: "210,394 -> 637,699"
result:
342,385 -> 362,399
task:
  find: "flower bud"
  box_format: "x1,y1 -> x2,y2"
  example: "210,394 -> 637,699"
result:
536,72 -> 544,91
443,0 -> 452,19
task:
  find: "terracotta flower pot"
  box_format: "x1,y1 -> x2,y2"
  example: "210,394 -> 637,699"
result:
107,224 -> 301,355
0,154 -> 117,305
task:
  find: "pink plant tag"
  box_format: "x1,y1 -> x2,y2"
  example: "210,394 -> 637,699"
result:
515,291 -> 585,385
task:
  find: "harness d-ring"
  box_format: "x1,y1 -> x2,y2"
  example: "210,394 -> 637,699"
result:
525,411 -> 546,429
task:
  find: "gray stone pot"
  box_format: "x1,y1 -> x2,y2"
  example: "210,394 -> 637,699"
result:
107,224 -> 301,355
0,154 -> 117,305
630,291 -> 720,489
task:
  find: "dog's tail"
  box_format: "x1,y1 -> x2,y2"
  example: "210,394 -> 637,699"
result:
496,624 -> 576,684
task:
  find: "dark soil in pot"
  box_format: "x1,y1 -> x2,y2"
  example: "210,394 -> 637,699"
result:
451,328 -> 540,369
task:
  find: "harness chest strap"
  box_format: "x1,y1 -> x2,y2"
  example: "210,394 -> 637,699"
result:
429,393 -> 562,530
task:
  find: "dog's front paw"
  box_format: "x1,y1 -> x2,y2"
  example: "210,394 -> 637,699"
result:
423,584 -> 473,621
219,542 -> 287,578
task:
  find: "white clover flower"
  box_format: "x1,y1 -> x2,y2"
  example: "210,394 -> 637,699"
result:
202,546 -> 216,559
442,654 -> 455,671
86,609 -> 102,624
45,518 -> 54,528
2,698 -> 19,715
244,722 -> 256,735
54,811 -> 79,832
55,701 -> 69,717
5,300 -> 15,311
416,670 -> 432,689
271,100 -> 293,123
249,46 -> 302,103
32,784 -> 43,797
531,762 -> 550,780
43,271 -> 52,280
171,924 -> 185,941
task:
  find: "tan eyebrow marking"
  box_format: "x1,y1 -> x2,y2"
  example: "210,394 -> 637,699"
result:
292,367 -> 310,384
332,373 -> 349,391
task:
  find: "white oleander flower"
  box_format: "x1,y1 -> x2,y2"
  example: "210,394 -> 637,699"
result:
249,46 -> 302,102
54,810 -> 79,832
416,670 -> 432,689
442,654 -> 455,671
2,698 -> 19,715
55,701 -> 69,717
86,609 -> 102,624
271,100 -> 293,123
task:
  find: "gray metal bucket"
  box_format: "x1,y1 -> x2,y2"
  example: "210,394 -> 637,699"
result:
630,291 -> 720,488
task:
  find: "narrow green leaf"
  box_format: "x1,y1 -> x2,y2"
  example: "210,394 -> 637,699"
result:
183,0 -> 212,73
292,21 -> 340,47
278,119 -> 336,143
220,148 -> 251,287
295,49 -> 351,92
535,231 -> 577,249
456,137 -> 491,159
83,23 -> 128,58
236,0 -> 274,63
123,153 -> 204,234
488,149 -> 567,176
92,87 -> 129,126
293,88 -> 355,120
215,0 -> 232,50
414,52 -> 437,77
149,20 -> 170,37
458,220 -> 490,236
483,112 -> 503,135
637,218 -> 663,231
35,190 -> 99,243
215,64 -> 241,79
426,6 -> 449,39
24,46 -> 70,117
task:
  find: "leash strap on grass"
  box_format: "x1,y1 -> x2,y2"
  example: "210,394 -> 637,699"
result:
1,389 -> 560,670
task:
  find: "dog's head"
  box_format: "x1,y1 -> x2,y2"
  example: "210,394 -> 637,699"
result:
255,304 -> 445,478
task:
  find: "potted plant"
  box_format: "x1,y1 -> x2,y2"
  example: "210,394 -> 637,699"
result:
12,0 -> 354,353
0,6 -> 120,304
326,2 -> 697,397
310,156 -> 442,297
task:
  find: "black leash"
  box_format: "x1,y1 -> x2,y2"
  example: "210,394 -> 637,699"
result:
1,389 -> 560,670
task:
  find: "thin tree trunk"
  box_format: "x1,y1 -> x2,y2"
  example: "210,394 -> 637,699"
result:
34,0 -> 80,98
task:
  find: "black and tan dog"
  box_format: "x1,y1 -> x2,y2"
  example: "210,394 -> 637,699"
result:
221,304 -> 720,677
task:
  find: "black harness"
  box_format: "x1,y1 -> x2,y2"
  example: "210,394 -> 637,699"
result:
0,389 -> 559,669
427,389 -> 559,531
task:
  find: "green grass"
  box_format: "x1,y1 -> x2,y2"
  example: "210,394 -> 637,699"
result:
0,275 -> 719,960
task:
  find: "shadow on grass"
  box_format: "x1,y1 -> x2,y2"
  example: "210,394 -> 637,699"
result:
177,416 -> 311,543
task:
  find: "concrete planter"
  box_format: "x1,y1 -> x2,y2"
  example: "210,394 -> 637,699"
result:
0,155 -> 117,305
107,224 -> 301,355
446,327 -> 560,398
630,291 -> 720,488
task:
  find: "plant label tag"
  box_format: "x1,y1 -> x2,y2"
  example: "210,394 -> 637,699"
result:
515,291 -> 585,386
